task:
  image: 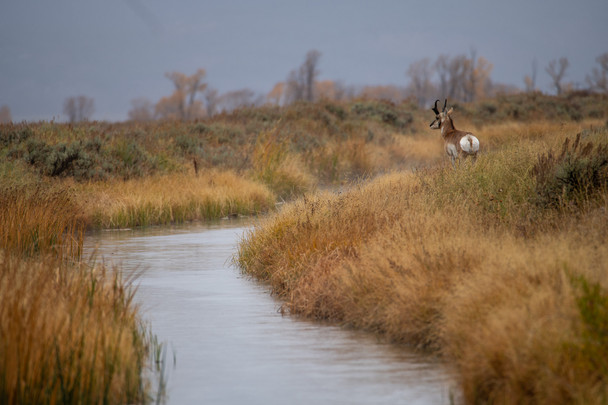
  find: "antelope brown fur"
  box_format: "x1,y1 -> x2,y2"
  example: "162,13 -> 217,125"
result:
430,99 -> 480,166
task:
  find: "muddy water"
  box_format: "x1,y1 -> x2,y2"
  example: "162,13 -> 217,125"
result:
85,220 -> 457,404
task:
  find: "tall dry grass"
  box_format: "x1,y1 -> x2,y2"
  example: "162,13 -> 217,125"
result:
390,133 -> 444,167
252,128 -> 316,198
0,180 -> 153,403
79,170 -> 276,228
236,122 -> 608,404
0,255 -> 149,404
0,182 -> 83,259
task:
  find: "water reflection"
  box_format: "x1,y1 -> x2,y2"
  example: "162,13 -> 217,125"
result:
85,220 -> 456,404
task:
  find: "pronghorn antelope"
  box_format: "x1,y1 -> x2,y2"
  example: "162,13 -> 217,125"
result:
430,99 -> 479,166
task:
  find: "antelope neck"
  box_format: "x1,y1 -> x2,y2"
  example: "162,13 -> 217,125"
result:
441,116 -> 454,136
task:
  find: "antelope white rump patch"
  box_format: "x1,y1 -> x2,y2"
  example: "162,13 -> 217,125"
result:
460,134 -> 480,154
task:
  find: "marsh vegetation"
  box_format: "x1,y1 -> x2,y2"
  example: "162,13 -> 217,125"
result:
1,92 -> 607,403
237,115 -> 608,403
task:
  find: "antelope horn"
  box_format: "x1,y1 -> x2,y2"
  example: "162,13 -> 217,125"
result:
443,99 -> 447,112
432,99 -> 440,114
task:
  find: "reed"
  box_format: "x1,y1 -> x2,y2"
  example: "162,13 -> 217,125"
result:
79,170 -> 276,228
0,180 -> 83,259
0,180 -> 154,403
0,254 -> 150,404
236,123 -> 608,404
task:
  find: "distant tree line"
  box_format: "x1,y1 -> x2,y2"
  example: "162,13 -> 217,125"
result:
11,49 -> 602,123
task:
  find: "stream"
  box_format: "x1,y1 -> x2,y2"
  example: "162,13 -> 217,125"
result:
84,220 -> 456,404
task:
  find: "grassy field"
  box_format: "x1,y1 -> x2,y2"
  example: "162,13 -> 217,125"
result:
236,117 -> 608,403
1,92 -> 607,403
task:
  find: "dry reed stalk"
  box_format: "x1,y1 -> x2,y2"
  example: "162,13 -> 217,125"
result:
0,182 -> 151,403
0,183 -> 84,259
0,254 -> 149,404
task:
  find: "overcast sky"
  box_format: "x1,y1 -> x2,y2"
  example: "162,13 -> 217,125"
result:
1,0 -> 607,122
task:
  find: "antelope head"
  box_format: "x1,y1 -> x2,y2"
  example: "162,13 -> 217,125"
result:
429,99 -> 453,130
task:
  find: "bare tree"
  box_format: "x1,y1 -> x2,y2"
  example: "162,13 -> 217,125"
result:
435,55 -> 471,101
285,50 -> 321,103
128,98 -> 154,121
464,49 -> 477,102
63,95 -> 94,122
64,98 -> 77,122
218,88 -> 256,113
524,58 -> 538,92
406,58 -> 435,107
204,88 -> 219,116
285,69 -> 305,104
433,54 -> 475,101
0,105 -> 11,123
546,57 -> 569,95
158,68 -> 207,120
586,52 -> 608,94
431,53 -> 495,102
302,50 -> 321,102
470,56 -> 493,101
435,54 -> 450,98
449,55 -> 470,100
155,92 -> 183,120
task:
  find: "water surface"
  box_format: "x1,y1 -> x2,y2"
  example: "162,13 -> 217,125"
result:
85,220 -> 456,404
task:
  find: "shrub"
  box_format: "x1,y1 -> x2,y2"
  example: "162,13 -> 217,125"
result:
110,139 -> 157,179
175,133 -> 205,156
533,132 -> 608,208
0,125 -> 32,147
13,138 -> 108,180
324,102 -> 347,120
350,101 -> 413,131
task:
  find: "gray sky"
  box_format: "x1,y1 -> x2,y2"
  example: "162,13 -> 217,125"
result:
1,0 -> 607,122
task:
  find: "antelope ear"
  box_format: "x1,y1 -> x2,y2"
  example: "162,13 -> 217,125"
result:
447,107 -> 454,115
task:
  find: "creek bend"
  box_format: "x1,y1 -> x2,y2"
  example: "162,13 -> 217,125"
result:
84,220 -> 456,404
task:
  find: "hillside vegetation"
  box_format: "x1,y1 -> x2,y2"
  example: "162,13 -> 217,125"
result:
1,92 -> 607,404
234,94 -> 608,404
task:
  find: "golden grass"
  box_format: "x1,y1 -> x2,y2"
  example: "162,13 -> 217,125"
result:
78,170 -> 276,228
0,181 -> 83,259
236,121 -> 608,404
390,133 -> 444,167
0,180 -> 154,403
252,128 -> 317,198
0,254 -> 149,404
